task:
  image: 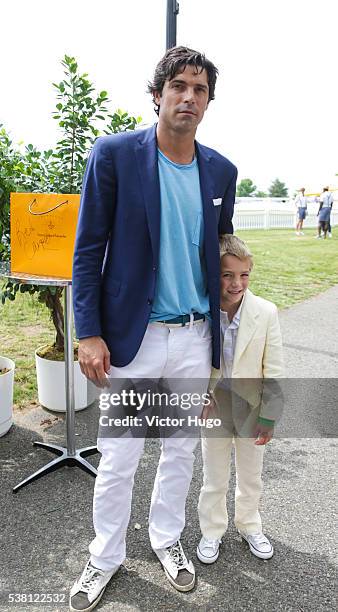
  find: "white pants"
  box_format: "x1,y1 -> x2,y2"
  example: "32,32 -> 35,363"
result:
198,434 -> 265,539
89,321 -> 212,571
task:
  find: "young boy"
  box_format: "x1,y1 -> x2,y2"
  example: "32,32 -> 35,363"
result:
197,234 -> 284,563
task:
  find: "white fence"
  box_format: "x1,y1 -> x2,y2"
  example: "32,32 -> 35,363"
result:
233,198 -> 337,231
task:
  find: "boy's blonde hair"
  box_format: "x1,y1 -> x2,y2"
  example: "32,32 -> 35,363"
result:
219,234 -> 253,268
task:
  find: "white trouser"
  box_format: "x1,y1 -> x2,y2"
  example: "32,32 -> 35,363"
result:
89,320 -> 212,571
198,434 -> 265,539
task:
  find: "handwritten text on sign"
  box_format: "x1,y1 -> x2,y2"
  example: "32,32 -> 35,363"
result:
10,193 -> 80,279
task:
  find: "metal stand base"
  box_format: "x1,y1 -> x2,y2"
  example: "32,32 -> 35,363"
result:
13,442 -> 98,493
0,275 -> 100,495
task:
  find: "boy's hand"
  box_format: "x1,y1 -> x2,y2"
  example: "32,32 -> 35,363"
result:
254,423 -> 274,445
201,393 -> 217,420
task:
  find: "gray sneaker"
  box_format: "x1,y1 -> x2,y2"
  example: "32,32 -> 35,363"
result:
197,536 -> 221,564
239,531 -> 274,559
154,540 -> 195,592
69,559 -> 118,612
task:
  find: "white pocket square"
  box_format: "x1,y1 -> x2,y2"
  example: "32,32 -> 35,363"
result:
213,198 -> 222,206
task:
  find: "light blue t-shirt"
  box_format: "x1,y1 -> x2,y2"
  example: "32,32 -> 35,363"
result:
150,149 -> 210,321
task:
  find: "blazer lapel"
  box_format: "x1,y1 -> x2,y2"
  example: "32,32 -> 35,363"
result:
195,142 -> 219,280
233,290 -> 260,366
134,125 -> 161,264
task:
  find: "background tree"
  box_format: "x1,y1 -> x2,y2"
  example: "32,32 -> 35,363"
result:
268,178 -> 288,198
0,126 -> 23,261
255,190 -> 267,198
236,178 -> 257,197
1,55 -> 142,354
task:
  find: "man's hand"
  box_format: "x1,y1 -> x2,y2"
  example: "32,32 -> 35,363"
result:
78,336 -> 111,388
254,422 -> 274,445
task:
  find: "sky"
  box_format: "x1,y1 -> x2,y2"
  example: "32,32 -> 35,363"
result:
1,0 -> 337,195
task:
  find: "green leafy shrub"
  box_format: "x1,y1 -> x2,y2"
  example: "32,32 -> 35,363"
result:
0,55 -> 142,353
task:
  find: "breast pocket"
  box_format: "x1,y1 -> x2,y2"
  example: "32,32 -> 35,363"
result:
214,202 -> 222,225
192,212 -> 203,246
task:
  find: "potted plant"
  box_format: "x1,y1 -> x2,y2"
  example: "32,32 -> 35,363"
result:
0,356 -> 15,436
0,56 -> 141,412
32,286 -> 97,413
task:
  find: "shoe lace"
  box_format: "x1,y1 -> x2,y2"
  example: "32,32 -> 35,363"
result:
80,563 -> 105,594
250,533 -> 268,545
203,538 -> 219,553
168,541 -> 187,570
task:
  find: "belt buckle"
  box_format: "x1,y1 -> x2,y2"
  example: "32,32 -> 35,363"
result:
158,313 -> 204,327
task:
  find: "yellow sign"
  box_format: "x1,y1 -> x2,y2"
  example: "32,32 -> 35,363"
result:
10,192 -> 80,279
305,187 -> 338,196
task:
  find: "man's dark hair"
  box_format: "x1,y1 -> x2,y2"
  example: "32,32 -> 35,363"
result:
148,46 -> 218,116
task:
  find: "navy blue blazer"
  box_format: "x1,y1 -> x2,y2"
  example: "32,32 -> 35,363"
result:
73,124 -> 237,369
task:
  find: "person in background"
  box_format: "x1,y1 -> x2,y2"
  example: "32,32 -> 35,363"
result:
325,189 -> 334,238
316,187 -> 333,239
294,187 -> 307,235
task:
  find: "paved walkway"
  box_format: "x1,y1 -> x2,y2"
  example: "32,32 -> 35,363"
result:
1,287 -> 337,611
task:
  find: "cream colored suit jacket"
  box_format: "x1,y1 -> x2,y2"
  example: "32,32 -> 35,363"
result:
209,288 -> 284,421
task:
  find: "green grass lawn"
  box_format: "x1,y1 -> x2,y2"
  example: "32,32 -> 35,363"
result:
237,228 -> 338,308
0,228 -> 337,408
0,291 -> 54,407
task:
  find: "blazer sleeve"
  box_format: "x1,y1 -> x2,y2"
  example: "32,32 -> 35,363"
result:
259,305 -> 284,422
72,137 -> 116,339
218,167 -> 237,235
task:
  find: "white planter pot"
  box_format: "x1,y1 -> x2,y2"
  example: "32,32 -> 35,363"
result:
35,346 -> 98,412
0,356 -> 15,437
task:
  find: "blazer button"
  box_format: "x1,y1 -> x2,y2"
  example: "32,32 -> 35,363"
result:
153,266 -> 156,271
147,298 -> 153,305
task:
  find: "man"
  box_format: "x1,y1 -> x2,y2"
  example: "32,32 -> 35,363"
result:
316,186 -> 333,239
294,187 -> 307,235
70,46 -> 237,612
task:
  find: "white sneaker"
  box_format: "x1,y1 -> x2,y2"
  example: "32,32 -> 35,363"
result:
328,233 -> 332,238
295,231 -> 300,236
315,235 -> 322,239
196,536 -> 221,564
69,559 -> 118,612
239,531 -> 274,560
154,540 -> 195,592
300,231 -> 305,235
